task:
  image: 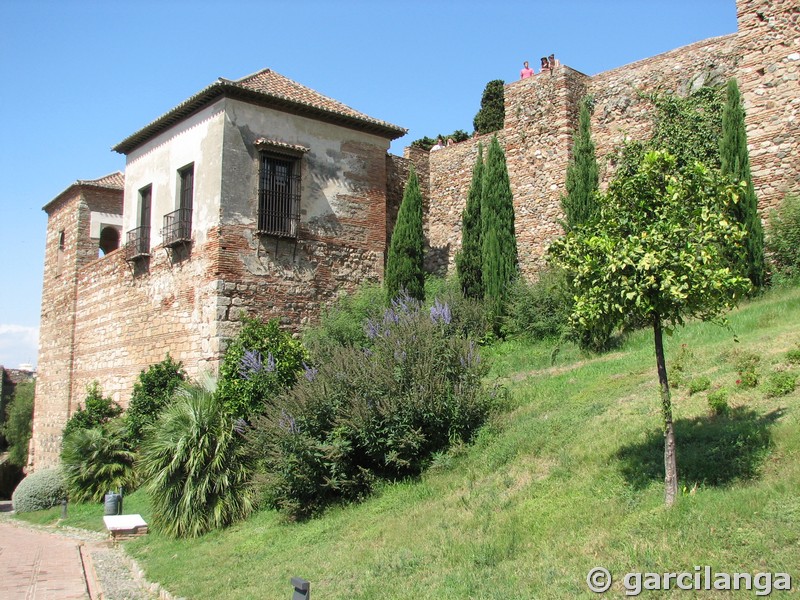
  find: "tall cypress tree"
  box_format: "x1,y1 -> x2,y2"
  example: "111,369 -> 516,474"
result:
385,166 -> 425,302
455,144 -> 484,299
561,97 -> 599,231
481,136 -> 517,331
473,80 -> 505,135
720,78 -> 765,289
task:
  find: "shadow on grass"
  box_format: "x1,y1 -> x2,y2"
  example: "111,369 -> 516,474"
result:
617,407 -> 782,489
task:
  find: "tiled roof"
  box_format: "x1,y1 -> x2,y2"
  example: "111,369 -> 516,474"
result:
113,68 -> 406,154
43,171 -> 124,212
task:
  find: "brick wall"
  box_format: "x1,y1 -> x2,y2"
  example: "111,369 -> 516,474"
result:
737,0 -> 800,212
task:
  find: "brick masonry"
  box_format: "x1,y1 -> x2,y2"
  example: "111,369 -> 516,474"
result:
31,0 -> 800,469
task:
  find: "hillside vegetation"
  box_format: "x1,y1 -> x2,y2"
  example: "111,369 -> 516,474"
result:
20,285 -> 800,598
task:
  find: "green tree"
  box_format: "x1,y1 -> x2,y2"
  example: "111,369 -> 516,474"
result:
455,143 -> 484,298
125,354 -> 186,442
62,382 -> 122,441
561,97 -> 599,231
473,79 -> 505,135
720,78 -> 765,289
386,166 -> 425,302
481,136 -> 518,331
1,382 -> 34,467
550,151 -> 750,506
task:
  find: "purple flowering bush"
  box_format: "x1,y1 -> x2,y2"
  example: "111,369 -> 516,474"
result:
215,318 -> 308,419
249,294 -> 497,519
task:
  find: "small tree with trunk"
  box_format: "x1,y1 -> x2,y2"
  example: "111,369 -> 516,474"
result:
550,151 -> 750,506
481,136 -> 517,332
386,166 -> 425,302
561,97 -> 599,231
720,78 -> 765,289
456,143 -> 484,299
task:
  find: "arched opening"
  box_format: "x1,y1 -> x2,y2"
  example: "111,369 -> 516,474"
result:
99,226 -> 120,256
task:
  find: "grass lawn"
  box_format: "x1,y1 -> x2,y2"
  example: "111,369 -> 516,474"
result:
17,285 -> 800,598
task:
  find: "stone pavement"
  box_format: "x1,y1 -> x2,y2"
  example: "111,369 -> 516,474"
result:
0,501 -> 159,600
0,516 -> 90,599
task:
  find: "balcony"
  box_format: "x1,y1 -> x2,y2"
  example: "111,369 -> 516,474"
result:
161,208 -> 193,247
124,226 -> 150,261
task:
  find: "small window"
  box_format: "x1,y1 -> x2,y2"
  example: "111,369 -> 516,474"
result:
258,153 -> 300,237
178,164 -> 194,212
56,230 -> 65,276
125,185 -> 152,261
99,226 -> 120,255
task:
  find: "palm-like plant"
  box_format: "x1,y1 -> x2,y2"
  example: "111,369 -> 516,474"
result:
138,380 -> 256,538
61,421 -> 136,502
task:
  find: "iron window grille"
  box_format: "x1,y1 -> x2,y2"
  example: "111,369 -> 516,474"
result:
125,226 -> 151,261
257,154 -> 300,238
162,208 -> 193,247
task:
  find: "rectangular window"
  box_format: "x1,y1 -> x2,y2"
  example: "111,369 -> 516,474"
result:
258,154 -> 300,237
125,185 -> 152,260
162,165 -> 194,247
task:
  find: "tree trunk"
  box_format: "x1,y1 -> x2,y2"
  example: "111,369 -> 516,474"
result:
653,314 -> 678,506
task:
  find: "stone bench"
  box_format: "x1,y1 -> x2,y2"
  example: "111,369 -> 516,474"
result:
103,514 -> 148,541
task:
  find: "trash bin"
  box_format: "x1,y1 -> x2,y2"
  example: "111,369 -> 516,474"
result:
104,491 -> 122,516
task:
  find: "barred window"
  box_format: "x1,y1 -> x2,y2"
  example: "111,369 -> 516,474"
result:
258,153 -> 300,238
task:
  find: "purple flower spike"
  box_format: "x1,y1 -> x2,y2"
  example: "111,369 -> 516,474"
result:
266,352 -> 276,373
430,299 -> 452,325
302,361 -> 319,382
238,349 -> 263,380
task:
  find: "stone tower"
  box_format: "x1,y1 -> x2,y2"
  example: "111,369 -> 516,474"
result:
30,173 -> 123,468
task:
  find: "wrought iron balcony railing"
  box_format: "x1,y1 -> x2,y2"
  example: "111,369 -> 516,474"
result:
161,208 -> 193,247
124,226 -> 150,261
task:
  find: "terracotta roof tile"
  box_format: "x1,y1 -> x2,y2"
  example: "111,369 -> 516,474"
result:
43,171 -> 124,212
114,68 -> 406,154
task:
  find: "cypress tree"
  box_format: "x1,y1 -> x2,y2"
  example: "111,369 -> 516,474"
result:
561,97 -> 599,231
473,80 -> 505,135
385,166 -> 425,302
455,143 -> 484,299
481,136 -> 517,330
720,78 -> 765,289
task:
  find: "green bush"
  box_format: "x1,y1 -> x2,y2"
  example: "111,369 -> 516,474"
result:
668,344 -> 693,389
766,194 -> 800,284
216,318 -> 307,420
707,389 -> 730,416
125,355 -> 186,442
11,467 -> 67,513
62,382 -> 122,440
61,420 -> 135,502
473,79 -> 505,135
505,269 -> 570,340
302,282 -> 385,359
786,346 -> 800,365
732,349 -> 760,389
688,376 -> 712,396
249,294 -> 498,519
139,381 -> 256,538
1,382 -> 34,467
425,276 -> 492,343
764,371 -> 797,398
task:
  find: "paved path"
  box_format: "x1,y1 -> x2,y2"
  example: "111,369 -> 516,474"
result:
0,519 -> 90,599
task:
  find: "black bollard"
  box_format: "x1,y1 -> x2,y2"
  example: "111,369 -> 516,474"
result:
291,577 -> 310,600
61,499 -> 67,519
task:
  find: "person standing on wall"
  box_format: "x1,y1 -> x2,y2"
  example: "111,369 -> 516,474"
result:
520,61 -> 535,79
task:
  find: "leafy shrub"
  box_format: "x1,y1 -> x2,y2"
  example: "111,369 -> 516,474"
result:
12,467 -> 67,513
708,389 -> 730,416
302,282 -> 385,359
1,382 -> 34,467
249,294 -> 498,519
62,382 -> 122,440
668,344 -> 693,389
125,355 -> 186,442
766,194 -> 800,283
786,346 -> 800,365
688,376 -> 711,396
411,130 -> 470,150
61,420 -> 135,502
425,276 -> 492,343
473,79 -> 505,134
505,268 -> 570,340
216,318 -> 307,419
731,349 -> 760,389
764,371 -> 797,398
139,381 -> 256,538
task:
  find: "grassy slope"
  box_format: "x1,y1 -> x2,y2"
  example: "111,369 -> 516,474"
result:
21,286 -> 800,598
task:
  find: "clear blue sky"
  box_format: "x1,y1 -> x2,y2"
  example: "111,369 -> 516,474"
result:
0,0 -> 737,368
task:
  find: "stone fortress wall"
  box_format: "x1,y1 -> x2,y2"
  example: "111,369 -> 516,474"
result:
31,0 -> 798,468
421,0 -> 798,278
